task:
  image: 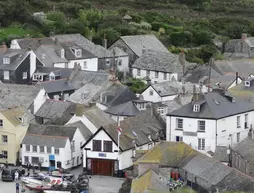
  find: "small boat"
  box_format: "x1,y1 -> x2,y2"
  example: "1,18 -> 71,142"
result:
51,170 -> 74,178
25,183 -> 52,191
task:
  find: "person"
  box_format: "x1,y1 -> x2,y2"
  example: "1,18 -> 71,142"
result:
16,182 -> 19,193
32,164 -> 35,174
14,170 -> 19,181
38,162 -> 42,171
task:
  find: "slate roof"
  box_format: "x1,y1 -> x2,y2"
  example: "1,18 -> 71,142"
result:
229,81 -> 254,102
110,47 -> 128,57
232,138 -> 254,164
100,83 -> 138,107
0,49 -> 30,70
104,101 -> 141,117
27,123 -> 77,140
53,34 -> 113,58
35,100 -> 76,125
35,44 -> 68,67
102,109 -> 165,151
213,146 -> 228,162
119,34 -> 169,57
1,107 -> 27,126
67,121 -> 93,141
132,50 -> 195,76
135,141 -> 197,166
0,83 -> 40,110
60,42 -> 97,60
38,79 -> 75,93
131,169 -> 168,193
22,134 -> 68,148
35,66 -> 72,79
16,37 -> 54,50
83,106 -> 115,129
210,73 -> 240,90
168,91 -> 254,119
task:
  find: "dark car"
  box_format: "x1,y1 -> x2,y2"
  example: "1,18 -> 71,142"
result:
1,169 -> 19,181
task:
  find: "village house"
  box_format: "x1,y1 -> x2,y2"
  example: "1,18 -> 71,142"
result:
81,109 -> 165,177
131,141 -> 254,193
21,124 -> 86,170
109,34 -> 169,65
0,107 -> 29,165
132,50 -> 195,84
166,88 -> 254,153
224,33 -> 254,58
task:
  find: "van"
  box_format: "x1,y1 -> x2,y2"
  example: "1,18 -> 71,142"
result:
1,169 -> 19,181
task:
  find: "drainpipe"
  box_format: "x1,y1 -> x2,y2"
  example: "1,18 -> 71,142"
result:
169,116 -> 172,141
215,120 -> 218,149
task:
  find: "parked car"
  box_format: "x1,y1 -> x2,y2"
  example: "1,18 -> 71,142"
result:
1,169 -> 19,181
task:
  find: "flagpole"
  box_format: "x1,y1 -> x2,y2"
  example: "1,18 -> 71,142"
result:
117,113 -> 120,160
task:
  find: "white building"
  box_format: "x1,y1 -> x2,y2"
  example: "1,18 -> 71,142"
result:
81,110 -> 165,177
132,50 -> 195,84
109,47 -> 129,74
21,124 -> 86,170
166,89 -> 254,153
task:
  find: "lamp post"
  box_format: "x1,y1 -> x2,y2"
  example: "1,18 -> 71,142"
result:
227,146 -> 231,167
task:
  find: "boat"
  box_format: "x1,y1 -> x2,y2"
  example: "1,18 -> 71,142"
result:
51,170 -> 74,178
25,183 -> 52,191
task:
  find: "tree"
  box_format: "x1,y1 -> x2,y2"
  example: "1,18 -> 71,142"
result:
47,11 -> 66,22
125,78 -> 146,93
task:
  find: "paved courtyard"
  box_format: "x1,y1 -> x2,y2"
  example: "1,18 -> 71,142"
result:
0,166 -> 125,193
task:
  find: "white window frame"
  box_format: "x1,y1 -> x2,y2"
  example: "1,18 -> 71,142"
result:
237,132 -> 240,142
3,57 -> 10,64
193,104 -> 200,112
237,116 -> 241,128
4,71 -> 9,80
23,72 -> 27,79
55,148 -> 60,154
137,69 -> 141,76
47,146 -> 51,154
2,150 -> 7,159
75,49 -> 82,58
198,120 -> 206,132
32,145 -> 37,152
40,146 -> 44,153
176,118 -> 183,129
155,71 -> 159,78
198,138 -> 205,150
26,145 -> 30,152
139,103 -> 145,109
157,107 -> 164,115
2,135 -> 7,143
146,70 -> 150,77
176,136 -> 183,142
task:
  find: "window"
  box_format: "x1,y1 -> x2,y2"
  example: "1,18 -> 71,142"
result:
245,114 -> 248,129
137,69 -> 141,76
55,148 -> 60,154
157,107 -> 164,115
3,57 -> 10,64
118,59 -> 122,66
75,49 -> 82,57
93,140 -> 102,151
103,141 -> 113,152
149,90 -> 153,96
139,103 -> 145,109
32,145 -> 37,152
193,104 -> 200,112
4,71 -> 9,80
2,135 -> 7,143
26,145 -> 30,152
146,70 -> 150,77
237,132 -> 240,142
164,73 -> 167,80
198,120 -> 206,132
83,61 -> 87,69
24,156 -> 29,163
155,71 -> 159,78
176,119 -> 183,129
237,116 -> 241,128
33,74 -> 42,81
176,136 -> 183,142
198,138 -> 205,150
23,72 -> 27,79
0,120 -> 2,127
31,157 -> 39,164
2,151 -> 7,159
47,147 -> 51,154
40,146 -> 44,153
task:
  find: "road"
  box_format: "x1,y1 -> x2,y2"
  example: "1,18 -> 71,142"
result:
0,166 -> 125,193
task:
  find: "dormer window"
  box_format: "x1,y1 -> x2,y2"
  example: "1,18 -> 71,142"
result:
3,57 -> 10,64
60,49 -> 65,58
75,49 -> 82,58
245,81 -> 250,87
41,54 -> 46,60
193,104 -> 200,112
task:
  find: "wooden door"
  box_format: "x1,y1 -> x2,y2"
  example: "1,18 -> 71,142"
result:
91,159 -> 114,176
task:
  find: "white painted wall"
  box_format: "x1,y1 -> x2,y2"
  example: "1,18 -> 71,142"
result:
132,68 -> 178,83
68,58 -> 98,71
167,111 -> 254,153
116,56 -> 129,73
10,39 -> 21,49
141,86 -> 177,102
66,115 -> 98,134
53,63 -> 67,68
29,51 -> 37,78
71,128 -> 86,166
33,88 -> 49,114
227,77 -> 242,89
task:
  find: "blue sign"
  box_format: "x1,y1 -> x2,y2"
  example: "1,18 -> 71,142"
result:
49,155 -> 55,160
98,153 -> 106,157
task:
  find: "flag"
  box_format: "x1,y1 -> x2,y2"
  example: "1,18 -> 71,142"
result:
117,127 -> 122,135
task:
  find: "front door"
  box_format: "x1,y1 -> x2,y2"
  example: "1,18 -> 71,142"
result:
91,159 -> 114,176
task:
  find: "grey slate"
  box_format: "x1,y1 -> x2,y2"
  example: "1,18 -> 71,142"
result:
17,37 -> 54,50
38,79 -> 75,93
120,34 -> 169,57
213,146 -> 229,162
232,138 -> 254,164
210,73 -> 240,89
35,66 -> 72,79
22,134 -> 67,148
104,101 -> 141,116
67,121 -> 93,141
168,91 -> 254,119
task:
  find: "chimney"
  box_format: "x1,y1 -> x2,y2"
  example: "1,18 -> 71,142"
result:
75,104 -> 84,117
103,34 -> 107,49
242,33 -> 247,40
236,72 -> 239,85
1,42 -> 7,53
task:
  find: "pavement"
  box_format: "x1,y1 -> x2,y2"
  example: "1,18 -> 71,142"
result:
0,166 -> 125,193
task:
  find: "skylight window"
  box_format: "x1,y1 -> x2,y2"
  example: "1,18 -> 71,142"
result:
132,131 -> 137,137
